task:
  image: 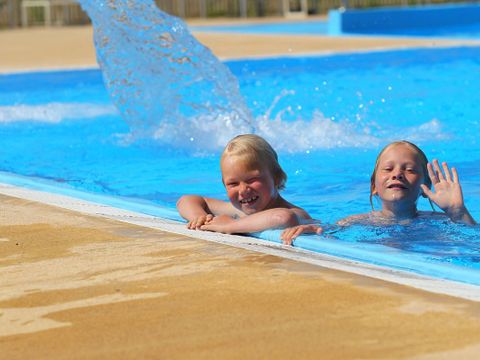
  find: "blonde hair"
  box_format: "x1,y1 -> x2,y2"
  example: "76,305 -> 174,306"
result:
370,140 -> 432,210
221,134 -> 287,190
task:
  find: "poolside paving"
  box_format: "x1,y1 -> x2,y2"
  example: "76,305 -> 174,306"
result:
1,22 -> 480,359
2,194 -> 480,359
1,25 -> 480,72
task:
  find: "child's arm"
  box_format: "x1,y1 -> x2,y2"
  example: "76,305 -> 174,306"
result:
176,195 -> 234,230
200,208 -> 302,235
421,159 -> 477,225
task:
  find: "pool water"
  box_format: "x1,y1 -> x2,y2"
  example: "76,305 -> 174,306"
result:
1,46 -> 480,284
190,20 -> 329,36
2,0 -> 480,285
190,18 -> 480,39
350,22 -> 480,39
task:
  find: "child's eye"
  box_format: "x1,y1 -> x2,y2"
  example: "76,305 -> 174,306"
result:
247,177 -> 259,184
382,167 -> 392,172
226,182 -> 238,188
406,168 -> 416,173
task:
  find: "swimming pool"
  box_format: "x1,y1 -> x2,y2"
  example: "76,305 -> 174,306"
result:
1,0 -> 480,287
329,3 -> 480,39
191,4 -> 480,39
2,45 -> 480,286
190,20 -> 329,36
191,19 -> 480,39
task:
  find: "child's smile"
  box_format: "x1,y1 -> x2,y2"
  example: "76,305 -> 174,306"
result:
387,182 -> 407,190
239,196 -> 259,205
374,144 -> 425,205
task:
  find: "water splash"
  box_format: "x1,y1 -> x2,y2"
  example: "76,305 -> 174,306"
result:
1,101 -> 449,154
78,0 -> 253,148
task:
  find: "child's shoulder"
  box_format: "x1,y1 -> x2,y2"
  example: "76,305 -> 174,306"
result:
282,200 -> 312,220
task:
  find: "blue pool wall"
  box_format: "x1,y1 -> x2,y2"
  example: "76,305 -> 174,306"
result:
328,3 -> 480,35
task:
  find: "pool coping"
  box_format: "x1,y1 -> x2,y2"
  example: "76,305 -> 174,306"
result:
1,180 -> 479,302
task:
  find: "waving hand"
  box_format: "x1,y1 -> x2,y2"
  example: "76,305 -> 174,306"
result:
420,159 -> 476,225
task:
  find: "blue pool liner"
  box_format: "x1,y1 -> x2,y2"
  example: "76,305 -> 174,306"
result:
328,3 -> 480,35
255,229 -> 480,286
2,171 -> 479,287
0,171 -> 182,221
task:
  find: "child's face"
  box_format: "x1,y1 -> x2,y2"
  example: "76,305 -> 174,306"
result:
373,144 -> 425,206
221,155 -> 277,215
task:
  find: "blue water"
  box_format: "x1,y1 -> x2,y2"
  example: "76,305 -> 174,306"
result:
351,22 -> 480,39
190,20 -> 329,36
190,18 -> 480,39
2,46 -> 480,284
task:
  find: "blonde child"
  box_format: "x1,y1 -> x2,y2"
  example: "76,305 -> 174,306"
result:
177,134 -> 313,238
281,140 -> 476,243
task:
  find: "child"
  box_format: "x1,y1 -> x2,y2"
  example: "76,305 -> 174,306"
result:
281,140 -> 476,243
177,134 -> 314,239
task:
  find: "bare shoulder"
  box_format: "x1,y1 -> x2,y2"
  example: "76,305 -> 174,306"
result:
289,206 -> 312,220
337,213 -> 370,226
279,198 -> 312,220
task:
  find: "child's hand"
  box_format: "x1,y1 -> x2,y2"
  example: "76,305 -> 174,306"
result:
421,159 -> 475,224
187,214 -> 214,230
200,215 -> 236,233
281,224 -> 323,246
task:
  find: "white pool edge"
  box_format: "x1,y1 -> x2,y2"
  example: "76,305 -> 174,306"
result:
1,181 -> 479,302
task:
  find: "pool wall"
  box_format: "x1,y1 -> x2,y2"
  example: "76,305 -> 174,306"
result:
328,3 -> 480,35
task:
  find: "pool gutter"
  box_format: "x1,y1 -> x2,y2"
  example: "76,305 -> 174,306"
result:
1,180 -> 479,302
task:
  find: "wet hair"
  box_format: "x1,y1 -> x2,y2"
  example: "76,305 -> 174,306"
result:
221,134 -> 287,190
369,140 -> 432,210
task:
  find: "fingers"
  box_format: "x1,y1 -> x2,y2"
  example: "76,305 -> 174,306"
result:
199,224 -> 212,232
441,161 -> 452,182
451,167 -> 459,183
187,214 -> 214,230
280,225 -> 323,246
429,159 -> 456,184
427,162 -> 438,185
420,184 -> 433,199
432,159 -> 445,182
281,227 -> 303,245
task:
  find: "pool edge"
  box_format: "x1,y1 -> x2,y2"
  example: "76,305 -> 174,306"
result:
1,180 -> 479,302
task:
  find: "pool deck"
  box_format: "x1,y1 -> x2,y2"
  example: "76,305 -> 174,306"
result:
1,23 -> 480,359
1,24 -> 480,71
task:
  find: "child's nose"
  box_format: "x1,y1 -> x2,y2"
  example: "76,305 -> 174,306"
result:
391,169 -> 404,179
239,182 -> 250,194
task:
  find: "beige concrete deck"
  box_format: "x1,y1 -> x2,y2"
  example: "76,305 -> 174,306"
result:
1,25 -> 480,72
1,23 -> 480,359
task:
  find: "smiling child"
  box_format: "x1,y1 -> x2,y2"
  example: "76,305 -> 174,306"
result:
177,134 -> 313,237
281,140 -> 476,244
